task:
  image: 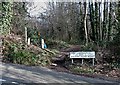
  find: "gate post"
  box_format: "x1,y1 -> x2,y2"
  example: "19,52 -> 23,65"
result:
0,36 -> 3,62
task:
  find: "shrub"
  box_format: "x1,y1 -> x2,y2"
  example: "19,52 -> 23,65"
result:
46,39 -> 70,50
3,39 -> 52,66
70,66 -> 94,74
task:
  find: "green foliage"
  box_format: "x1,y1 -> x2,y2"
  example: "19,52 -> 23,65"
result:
70,66 -> 94,74
35,54 -> 51,66
9,50 -> 36,65
11,2 -> 28,35
0,2 -> 13,35
81,42 -> 97,51
28,28 -> 40,46
3,38 -> 52,66
5,45 -> 51,66
110,63 -> 120,69
46,39 -> 70,50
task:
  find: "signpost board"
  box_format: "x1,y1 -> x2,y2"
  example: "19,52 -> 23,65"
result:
70,52 -> 95,65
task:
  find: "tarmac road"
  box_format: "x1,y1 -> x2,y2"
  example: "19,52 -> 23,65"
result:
0,62 -> 119,85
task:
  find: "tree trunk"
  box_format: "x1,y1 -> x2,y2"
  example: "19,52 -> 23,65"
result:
99,2 -> 102,42
84,2 -> 88,46
107,2 -> 112,41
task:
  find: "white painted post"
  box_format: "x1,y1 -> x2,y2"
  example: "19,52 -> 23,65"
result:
72,59 -> 74,64
25,27 -> 27,44
41,38 -> 44,49
82,59 -> 84,64
28,38 -> 30,45
0,37 -> 3,61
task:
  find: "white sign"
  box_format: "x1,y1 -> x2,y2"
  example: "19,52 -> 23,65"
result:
70,52 -> 95,58
70,51 -> 95,65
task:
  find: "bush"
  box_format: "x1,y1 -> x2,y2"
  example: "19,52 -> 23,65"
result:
5,48 -> 51,66
4,46 -> 37,65
69,66 -> 94,74
28,28 -> 40,46
46,39 -> 70,50
3,39 -> 52,66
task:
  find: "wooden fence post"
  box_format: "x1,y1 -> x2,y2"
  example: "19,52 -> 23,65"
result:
25,27 -> 27,44
0,36 -> 3,62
